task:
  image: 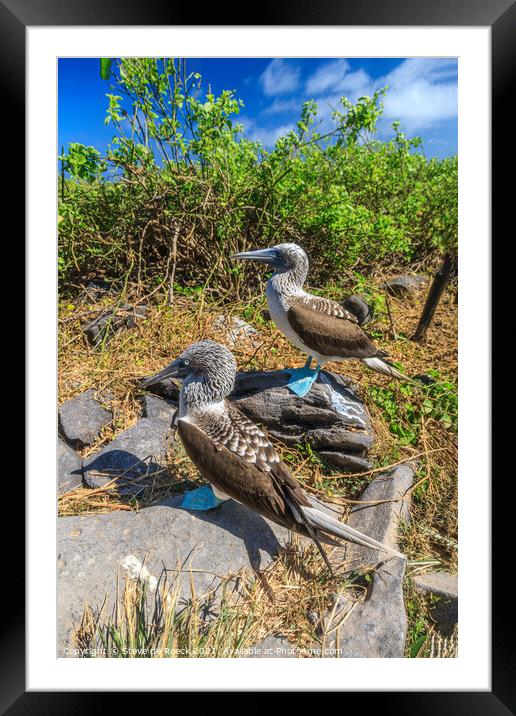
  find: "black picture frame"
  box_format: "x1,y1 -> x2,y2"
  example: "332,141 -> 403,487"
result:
7,0 -> 507,708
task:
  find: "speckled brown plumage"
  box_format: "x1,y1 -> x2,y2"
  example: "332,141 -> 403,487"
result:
178,402 -> 313,533
287,296 -> 380,359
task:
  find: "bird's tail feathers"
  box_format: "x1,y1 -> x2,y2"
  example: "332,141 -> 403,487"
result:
361,356 -> 421,386
300,505 -> 404,559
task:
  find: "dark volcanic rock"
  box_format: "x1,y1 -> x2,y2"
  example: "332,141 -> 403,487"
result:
140,377 -> 180,402
82,304 -> 147,348
58,439 -> 83,496
231,369 -> 373,471
139,394 -> 177,423
75,280 -> 115,305
58,389 -> 113,449
82,417 -> 175,496
317,451 -> 370,473
142,368 -> 373,471
381,274 -> 428,296
322,465 -> 414,658
342,294 -> 373,326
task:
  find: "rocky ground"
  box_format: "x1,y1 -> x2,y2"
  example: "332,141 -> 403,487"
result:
57,272 -> 458,658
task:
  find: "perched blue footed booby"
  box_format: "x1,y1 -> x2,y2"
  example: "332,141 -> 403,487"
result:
142,340 -> 404,573
232,243 -> 417,396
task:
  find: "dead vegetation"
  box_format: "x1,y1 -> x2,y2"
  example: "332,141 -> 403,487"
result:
59,270 -> 457,656
73,538 -> 371,658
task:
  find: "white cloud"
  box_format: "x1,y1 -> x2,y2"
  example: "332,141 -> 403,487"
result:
381,59 -> 457,129
260,59 -> 300,96
249,123 -> 294,148
384,58 -> 457,86
238,116 -> 293,148
247,58 -> 456,152
304,60 -> 372,98
261,98 -> 301,115
304,57 -> 457,133
305,59 -> 350,95
337,68 -> 371,95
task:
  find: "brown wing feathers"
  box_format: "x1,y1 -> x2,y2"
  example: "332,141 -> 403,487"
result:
287,295 -> 379,359
179,404 -> 350,573
177,405 -> 311,531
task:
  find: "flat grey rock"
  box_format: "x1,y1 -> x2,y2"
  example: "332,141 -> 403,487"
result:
413,572 -> 458,635
57,491 -> 345,656
82,417 -> 175,496
58,389 -> 113,449
322,465 -> 414,658
345,464 -> 413,565
244,635 -> 298,658
57,497 -> 291,656
382,274 -> 428,296
58,438 -> 83,496
413,571 -> 457,599
139,394 -> 177,423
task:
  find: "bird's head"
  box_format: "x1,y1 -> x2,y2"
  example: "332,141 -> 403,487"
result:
232,242 -> 309,278
142,340 -> 237,391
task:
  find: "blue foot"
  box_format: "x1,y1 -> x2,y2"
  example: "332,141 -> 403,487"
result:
179,485 -> 225,511
286,364 -> 320,397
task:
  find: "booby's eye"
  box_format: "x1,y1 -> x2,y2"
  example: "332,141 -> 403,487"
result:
183,359 -> 190,366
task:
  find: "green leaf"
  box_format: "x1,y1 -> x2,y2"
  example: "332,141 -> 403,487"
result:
100,58 -> 112,80
410,633 -> 427,658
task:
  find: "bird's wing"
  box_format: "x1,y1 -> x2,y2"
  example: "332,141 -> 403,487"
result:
177,403 -> 310,528
297,294 -> 359,323
287,294 -> 379,359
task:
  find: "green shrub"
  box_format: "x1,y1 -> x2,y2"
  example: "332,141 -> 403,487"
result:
58,59 -> 457,296
368,371 -> 458,447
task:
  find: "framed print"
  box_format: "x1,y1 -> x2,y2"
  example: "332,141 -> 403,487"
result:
4,0 -> 508,708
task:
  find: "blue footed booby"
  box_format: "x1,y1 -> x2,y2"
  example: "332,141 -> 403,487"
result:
142,340 -> 404,573
232,243 -> 417,397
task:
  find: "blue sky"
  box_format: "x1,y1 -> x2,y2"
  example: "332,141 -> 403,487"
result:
58,57 -> 457,159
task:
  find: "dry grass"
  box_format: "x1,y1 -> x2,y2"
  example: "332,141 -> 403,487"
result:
73,538 -> 371,658
59,272 -> 458,656
74,566 -> 261,658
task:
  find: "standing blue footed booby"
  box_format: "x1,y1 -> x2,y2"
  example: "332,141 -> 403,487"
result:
142,340 -> 404,572
232,243 -> 417,397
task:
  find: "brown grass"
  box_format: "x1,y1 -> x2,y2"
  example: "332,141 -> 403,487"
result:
73,538 -> 371,658
59,272 -> 457,656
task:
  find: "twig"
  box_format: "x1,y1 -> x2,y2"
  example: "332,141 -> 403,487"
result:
385,296 -> 397,341
319,447 -> 450,480
240,332 -> 281,369
301,482 -> 404,506
168,224 -> 180,305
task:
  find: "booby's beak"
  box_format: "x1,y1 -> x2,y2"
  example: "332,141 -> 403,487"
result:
231,247 -> 278,265
141,358 -> 186,387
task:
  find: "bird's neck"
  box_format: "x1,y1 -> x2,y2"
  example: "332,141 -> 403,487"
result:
270,265 -> 307,295
179,371 -> 234,416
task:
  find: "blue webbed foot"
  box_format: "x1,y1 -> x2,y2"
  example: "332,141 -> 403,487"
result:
286,362 -> 320,397
179,484 -> 225,511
